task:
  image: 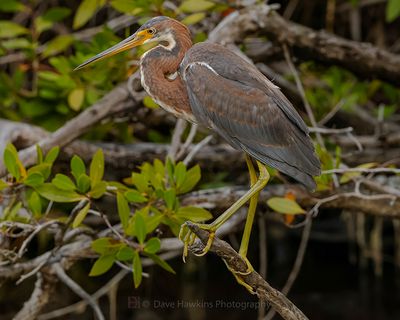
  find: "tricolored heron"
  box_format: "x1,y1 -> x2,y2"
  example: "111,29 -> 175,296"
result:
76,16 -> 320,289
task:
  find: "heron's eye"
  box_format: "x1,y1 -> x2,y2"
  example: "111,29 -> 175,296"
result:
148,28 -> 156,35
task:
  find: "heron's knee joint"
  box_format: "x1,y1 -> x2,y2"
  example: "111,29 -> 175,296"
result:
258,169 -> 270,183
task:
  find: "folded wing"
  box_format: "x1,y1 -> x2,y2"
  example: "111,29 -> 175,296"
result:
180,43 -> 320,190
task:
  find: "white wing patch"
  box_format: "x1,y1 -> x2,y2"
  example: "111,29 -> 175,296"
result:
183,62 -> 219,81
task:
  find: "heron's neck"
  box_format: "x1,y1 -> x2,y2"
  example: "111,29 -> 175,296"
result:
139,29 -> 194,121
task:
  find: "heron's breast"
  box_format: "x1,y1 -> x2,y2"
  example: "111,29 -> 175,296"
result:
140,64 -> 196,123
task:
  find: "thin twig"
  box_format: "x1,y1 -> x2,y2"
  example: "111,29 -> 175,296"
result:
282,45 -> 324,147
318,99 -> 346,126
323,167 -> 400,174
17,221 -> 61,259
258,216 -> 268,320
264,216 -> 313,320
176,123 -> 198,159
183,135 -> 213,165
16,259 -> 48,285
168,119 -> 187,161
308,126 -> 353,134
53,263 -> 105,320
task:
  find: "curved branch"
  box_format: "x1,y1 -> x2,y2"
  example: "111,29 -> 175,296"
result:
186,222 -> 308,320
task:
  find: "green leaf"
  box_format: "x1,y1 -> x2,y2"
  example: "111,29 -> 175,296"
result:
89,254 -> 115,276
0,1 -> 26,12
28,191 -> 42,217
90,149 -> 104,187
132,251 -> 142,288
0,21 -> 28,38
4,149 -> 21,180
6,143 -> 26,179
180,0 -> 215,13
42,35 -> 74,58
386,0 -> 400,22
135,214 -> 147,244
181,12 -> 206,25
124,190 -> 147,203
166,158 -> 175,185
89,181 -> 107,199
267,197 -> 306,215
72,201 -> 90,228
44,146 -> 60,164
24,172 -> 45,187
34,16 -> 53,34
110,0 -> 139,14
2,38 -> 31,50
164,189 -> 176,210
174,162 -> 187,187
77,174 -> 91,193
116,246 -> 134,261
36,145 -> 43,164
117,192 -> 130,230
73,0 -> 101,29
92,237 -> 112,254
176,206 -> 213,222
35,183 -> 84,203
145,212 -> 164,234
52,174 -> 76,191
153,159 -> 165,176
177,165 -> 201,194
144,237 -> 161,254
0,179 -> 9,191
71,155 -> 86,181
131,173 -> 148,193
144,253 -> 175,274
5,201 -> 22,220
27,163 -> 51,180
143,96 -> 159,109
68,87 -> 85,111
42,7 -> 71,22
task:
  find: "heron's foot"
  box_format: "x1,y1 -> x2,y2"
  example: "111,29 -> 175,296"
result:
179,222 -> 216,262
224,256 -> 256,294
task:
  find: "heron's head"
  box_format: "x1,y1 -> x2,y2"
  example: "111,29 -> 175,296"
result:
74,16 -> 190,70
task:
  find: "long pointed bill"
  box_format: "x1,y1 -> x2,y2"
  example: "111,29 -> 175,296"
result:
74,31 -> 149,70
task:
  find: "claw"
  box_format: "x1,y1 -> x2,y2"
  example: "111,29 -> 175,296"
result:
189,232 -> 196,246
178,221 -> 216,261
223,256 -> 256,294
193,231 -> 215,257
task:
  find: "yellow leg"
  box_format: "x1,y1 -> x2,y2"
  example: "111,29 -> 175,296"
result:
230,158 -> 269,293
179,156 -> 270,262
239,156 -> 261,257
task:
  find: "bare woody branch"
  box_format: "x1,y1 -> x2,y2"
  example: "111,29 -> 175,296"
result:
181,185 -> 400,219
13,270 -> 58,320
210,4 -> 400,85
0,83 -> 137,177
186,222 -> 308,320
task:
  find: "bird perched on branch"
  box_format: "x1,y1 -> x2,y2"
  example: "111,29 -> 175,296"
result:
76,16 -> 320,291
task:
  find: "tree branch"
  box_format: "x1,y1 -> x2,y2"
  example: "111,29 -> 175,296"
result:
210,4 -> 400,85
186,222 -> 308,320
0,83 -> 138,177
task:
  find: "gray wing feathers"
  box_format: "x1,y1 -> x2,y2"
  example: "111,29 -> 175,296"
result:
181,45 -> 320,190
